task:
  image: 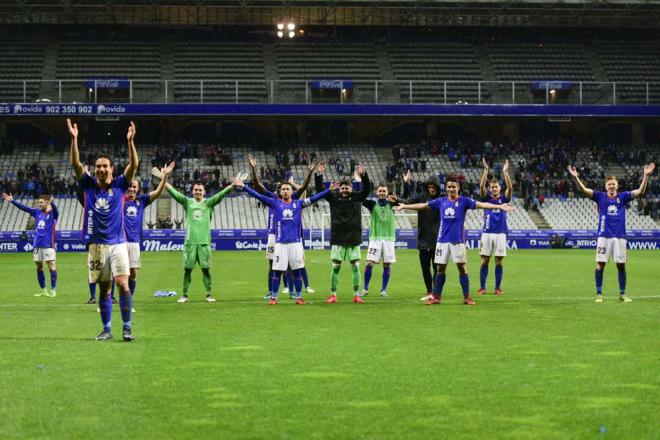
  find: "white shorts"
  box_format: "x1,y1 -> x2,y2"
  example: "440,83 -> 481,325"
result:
480,233 -> 507,257
596,237 -> 627,264
88,243 -> 130,283
127,242 -> 141,269
266,234 -> 276,260
32,247 -> 56,262
434,243 -> 468,265
366,240 -> 396,264
272,242 -> 305,271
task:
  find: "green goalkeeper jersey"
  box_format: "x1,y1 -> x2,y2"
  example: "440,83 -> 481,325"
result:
363,200 -> 396,241
167,185 -> 232,245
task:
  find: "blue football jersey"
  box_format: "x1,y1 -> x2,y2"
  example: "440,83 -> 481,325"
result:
593,191 -> 632,238
482,194 -> 509,234
124,194 -> 151,243
428,196 -> 477,244
12,200 -> 58,248
80,173 -> 129,245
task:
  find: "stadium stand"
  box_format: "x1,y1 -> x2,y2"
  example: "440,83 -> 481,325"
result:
0,39 -> 45,102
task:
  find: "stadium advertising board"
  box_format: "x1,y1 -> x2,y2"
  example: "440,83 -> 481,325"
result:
0,230 -> 658,253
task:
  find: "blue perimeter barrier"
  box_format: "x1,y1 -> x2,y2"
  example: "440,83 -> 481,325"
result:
0,229 -> 658,253
2,103 -> 660,117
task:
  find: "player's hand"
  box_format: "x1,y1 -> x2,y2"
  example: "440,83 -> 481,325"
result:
248,154 -> 257,168
1,192 -> 13,202
66,118 -> 78,138
151,167 -> 164,179
503,159 -> 509,174
288,175 -> 295,185
317,162 -> 325,174
403,169 -> 412,183
388,194 -> 398,203
643,162 -> 656,176
353,167 -> 362,183
162,161 -> 176,177
567,165 -> 578,177
127,121 -> 136,142
500,203 -> 515,212
308,161 -> 317,172
482,157 -> 489,169
357,163 -> 365,176
83,164 -> 90,175
393,204 -> 405,212
232,176 -> 245,188
329,181 -> 340,191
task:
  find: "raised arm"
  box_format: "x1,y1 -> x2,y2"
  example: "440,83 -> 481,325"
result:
164,182 -> 188,207
475,201 -> 514,212
124,121 -> 139,182
238,180 -> 276,207
567,165 -> 594,198
393,202 -> 429,212
503,159 -> 513,200
207,183 -> 235,208
305,182 -> 337,206
248,154 -> 269,194
357,165 -> 371,201
479,157 -> 489,198
631,163 -> 656,199
314,161 -> 326,193
294,162 -> 316,199
67,118 -> 84,178
50,197 -> 59,219
2,193 -> 35,215
148,162 -> 175,203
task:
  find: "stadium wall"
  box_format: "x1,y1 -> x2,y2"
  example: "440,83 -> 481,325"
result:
0,230 -> 658,253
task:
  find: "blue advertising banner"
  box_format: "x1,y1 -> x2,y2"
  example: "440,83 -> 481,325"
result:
1,229 -> 658,253
85,79 -> 130,89
2,103 -> 660,117
531,80 -> 573,91
310,79 -> 353,90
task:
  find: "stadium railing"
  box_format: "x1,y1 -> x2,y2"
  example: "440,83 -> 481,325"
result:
3,79 -> 660,106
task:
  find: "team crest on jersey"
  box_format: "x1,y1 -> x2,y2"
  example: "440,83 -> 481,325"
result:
607,205 -> 618,215
95,198 -> 110,211
126,205 -> 138,217
282,208 -> 294,218
444,207 -> 456,217
37,220 -> 46,229
193,209 -> 203,220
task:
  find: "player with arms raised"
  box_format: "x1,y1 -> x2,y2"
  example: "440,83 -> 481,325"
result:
235,176 -> 335,305
68,118 -> 138,341
395,175 -> 514,305
124,162 -> 174,306
568,162 -> 656,302
159,168 -> 236,304
1,193 -> 59,297
477,158 -> 513,296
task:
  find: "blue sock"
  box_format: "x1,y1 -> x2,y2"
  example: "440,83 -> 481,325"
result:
293,269 -> 303,298
301,267 -> 310,288
433,274 -> 446,298
119,294 -> 132,330
480,265 -> 488,290
364,265 -> 373,291
36,270 -> 46,289
99,295 -> 112,332
459,274 -> 470,298
595,268 -> 604,294
267,268 -> 273,294
89,282 -> 96,299
495,265 -> 503,289
617,266 -> 626,294
270,272 -> 282,299
128,278 -> 136,296
381,266 -> 391,292
50,270 -> 57,290
287,269 -> 294,290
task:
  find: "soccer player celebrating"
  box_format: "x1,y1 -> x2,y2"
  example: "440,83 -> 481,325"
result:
161,171 -> 235,304
314,162 -> 371,304
124,162 -> 174,307
395,175 -> 514,305
235,176 -> 336,305
68,118 -> 138,341
361,183 -> 397,298
477,158 -> 513,296
397,170 -> 441,301
1,193 -> 59,297
247,155 -> 315,299
567,162 -> 656,302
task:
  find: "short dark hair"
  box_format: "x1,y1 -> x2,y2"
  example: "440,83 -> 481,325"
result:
376,183 -> 389,190
446,175 -> 459,185
38,195 -> 51,201
192,181 -> 205,189
95,155 -> 114,167
279,182 -> 292,189
489,179 -> 501,185
339,179 -> 352,187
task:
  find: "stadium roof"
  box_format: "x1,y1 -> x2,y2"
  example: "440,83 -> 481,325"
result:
1,0 -> 659,28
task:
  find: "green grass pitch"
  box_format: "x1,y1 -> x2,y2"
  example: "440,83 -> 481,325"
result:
0,249 -> 658,439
